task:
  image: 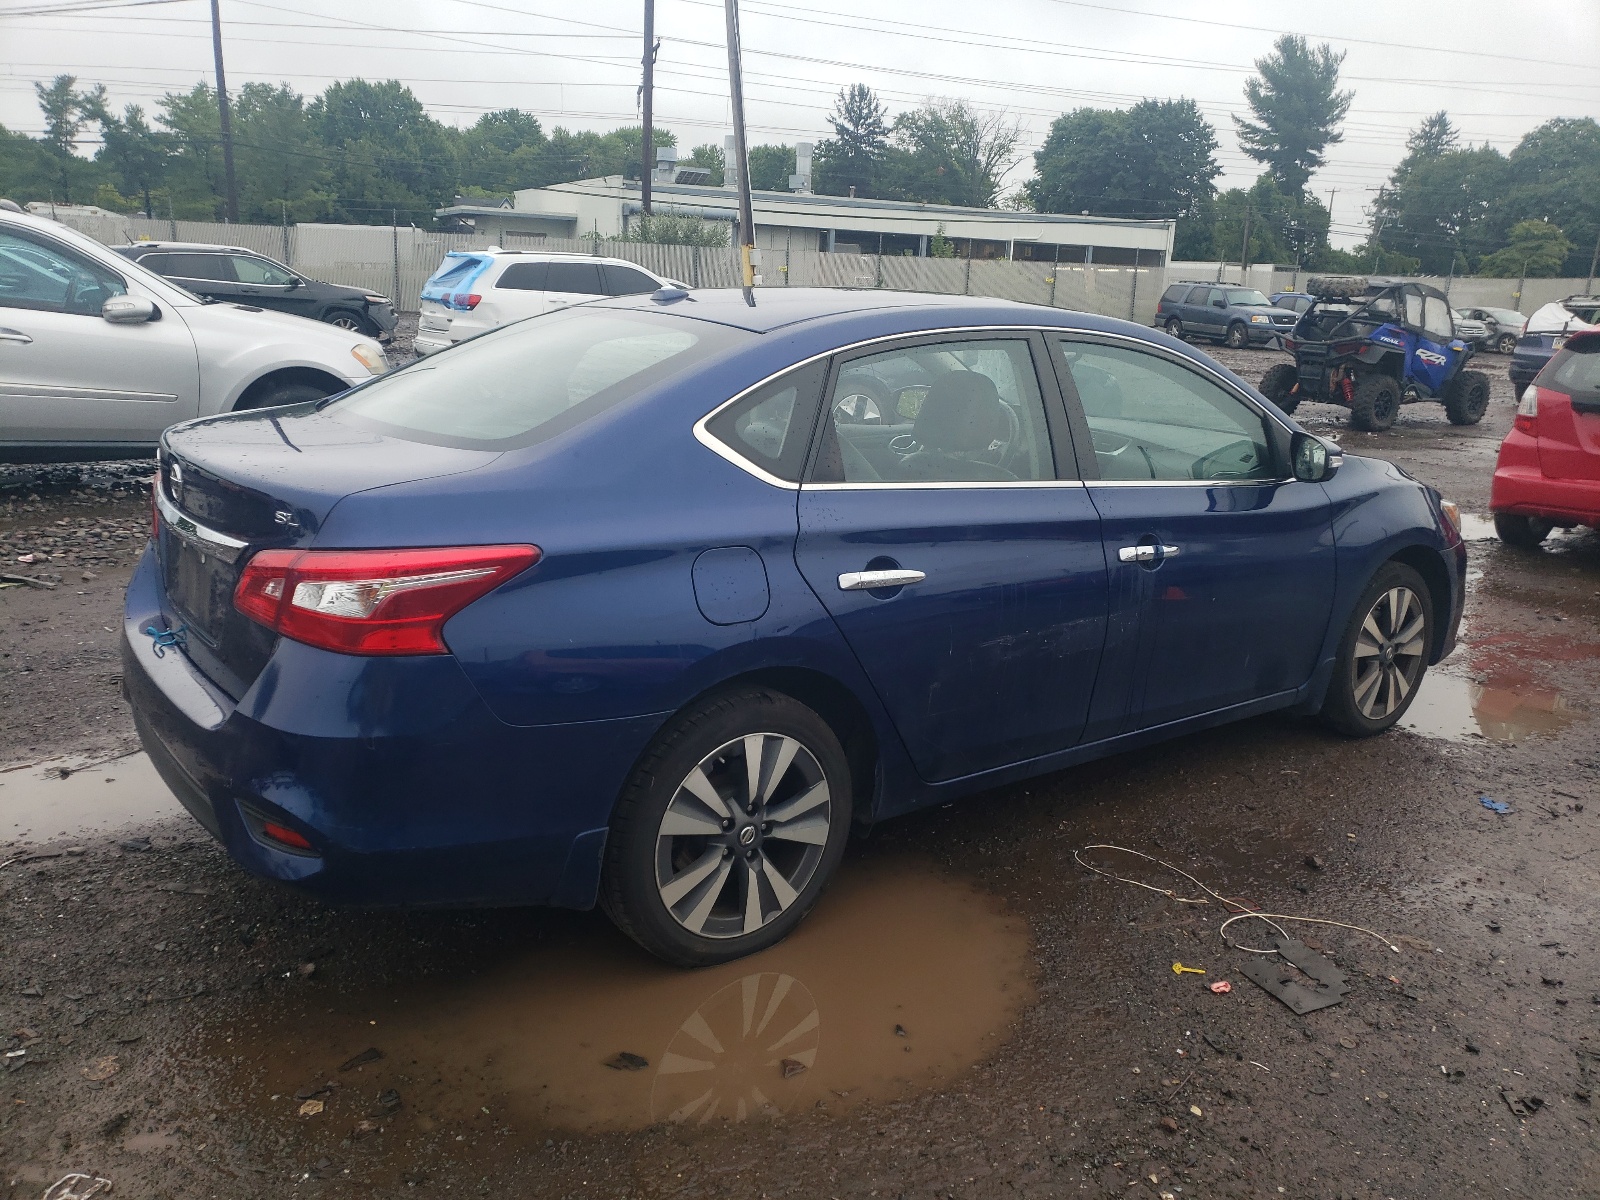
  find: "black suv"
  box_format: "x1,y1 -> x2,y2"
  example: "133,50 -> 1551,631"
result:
112,242 -> 397,340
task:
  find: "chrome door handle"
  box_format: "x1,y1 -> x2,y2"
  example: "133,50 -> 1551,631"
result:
0,328 -> 33,344
838,569 -> 925,591
1117,544 -> 1179,563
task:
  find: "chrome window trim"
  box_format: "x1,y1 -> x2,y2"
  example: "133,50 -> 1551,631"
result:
806,479 -> 1087,491
154,486 -> 250,564
691,323 -> 1300,490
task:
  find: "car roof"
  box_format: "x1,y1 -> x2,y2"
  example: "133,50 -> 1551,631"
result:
116,241 -> 255,254
589,286 -> 1140,336
452,249 -> 663,270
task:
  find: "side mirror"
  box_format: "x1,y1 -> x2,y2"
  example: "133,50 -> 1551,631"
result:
102,294 -> 157,324
1292,432 -> 1341,482
1212,299 -> 1226,309
286,276 -> 303,288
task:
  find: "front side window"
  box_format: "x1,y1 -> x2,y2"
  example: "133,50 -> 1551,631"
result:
603,265 -> 659,296
1054,340 -> 1277,482
0,230 -> 126,315
231,255 -> 297,286
1207,288 -> 1229,309
812,338 -> 1055,484
1423,295 -> 1454,340
544,262 -> 604,295
333,309 -> 738,450
1402,289 -> 1425,329
703,361 -> 827,483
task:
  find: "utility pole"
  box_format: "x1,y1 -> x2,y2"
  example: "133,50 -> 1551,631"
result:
722,0 -> 757,298
210,0 -> 238,223
1238,204 -> 1252,286
1586,228 -> 1599,295
640,0 -> 656,218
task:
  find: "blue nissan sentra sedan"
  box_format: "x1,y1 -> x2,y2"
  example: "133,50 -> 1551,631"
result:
123,289 -> 1466,965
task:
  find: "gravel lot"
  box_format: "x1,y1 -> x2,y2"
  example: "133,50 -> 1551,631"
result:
3,334 -> 1599,1199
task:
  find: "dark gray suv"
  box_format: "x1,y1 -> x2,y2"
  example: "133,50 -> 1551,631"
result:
1154,282 -> 1297,348
113,242 -> 397,341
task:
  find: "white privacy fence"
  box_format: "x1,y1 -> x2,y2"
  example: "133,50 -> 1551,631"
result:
57,213 -> 1595,325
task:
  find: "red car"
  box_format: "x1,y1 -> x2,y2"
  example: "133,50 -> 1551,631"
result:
1492,329 -> 1600,546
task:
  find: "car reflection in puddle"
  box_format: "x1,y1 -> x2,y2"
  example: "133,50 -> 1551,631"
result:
1402,671 -> 1582,742
217,859 -> 1033,1140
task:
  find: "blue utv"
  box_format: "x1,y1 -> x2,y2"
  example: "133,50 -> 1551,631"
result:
1258,276 -> 1491,432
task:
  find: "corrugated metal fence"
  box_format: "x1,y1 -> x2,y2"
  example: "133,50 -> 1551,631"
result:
57,213 -> 1593,325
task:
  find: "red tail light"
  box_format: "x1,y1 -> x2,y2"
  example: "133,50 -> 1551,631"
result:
234,545 -> 539,656
452,292 -> 481,310
1331,340 -> 1363,357
1514,384 -> 1549,435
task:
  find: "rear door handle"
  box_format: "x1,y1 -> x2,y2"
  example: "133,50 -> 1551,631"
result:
1117,544 -> 1179,563
0,328 -> 33,344
838,569 -> 925,591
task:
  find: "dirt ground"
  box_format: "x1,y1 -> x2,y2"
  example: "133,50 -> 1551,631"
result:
3,339 -> 1599,1200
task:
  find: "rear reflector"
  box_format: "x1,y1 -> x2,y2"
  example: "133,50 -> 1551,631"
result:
260,821 -> 314,851
235,544 -> 539,655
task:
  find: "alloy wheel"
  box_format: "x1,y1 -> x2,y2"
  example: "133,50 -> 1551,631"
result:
654,733 -> 831,940
328,314 -> 363,331
1350,586 -> 1426,720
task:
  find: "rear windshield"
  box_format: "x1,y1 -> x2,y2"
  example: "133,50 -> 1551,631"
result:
330,308 -> 742,450
1545,340 -> 1600,396
426,255 -> 485,288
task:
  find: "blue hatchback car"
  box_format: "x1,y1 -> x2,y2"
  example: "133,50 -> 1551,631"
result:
124,289 -> 1466,964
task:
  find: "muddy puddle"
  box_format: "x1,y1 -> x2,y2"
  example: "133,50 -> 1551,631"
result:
0,751 -> 181,844
212,859 -> 1033,1145
1402,670 -> 1583,742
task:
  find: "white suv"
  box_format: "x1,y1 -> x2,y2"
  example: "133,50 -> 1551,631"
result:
0,205 -> 385,461
415,250 -> 675,355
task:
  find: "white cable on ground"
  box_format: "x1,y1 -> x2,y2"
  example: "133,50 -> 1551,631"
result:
1072,842 -> 1401,955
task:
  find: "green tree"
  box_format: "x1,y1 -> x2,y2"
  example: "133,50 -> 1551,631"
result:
97,104 -> 169,216
683,142 -> 725,185
613,212 -> 727,246
1026,98 -> 1219,221
928,223 -> 956,258
1478,219 -> 1574,278
1493,118 -> 1600,275
32,74 -> 108,203
1233,35 -> 1353,196
747,143 -> 795,191
454,108 -> 549,195
1372,146 -> 1508,274
232,83 -> 331,222
880,99 -> 1020,208
1404,110 -> 1459,161
814,84 -> 890,197
309,79 -> 456,224
0,121 -> 62,204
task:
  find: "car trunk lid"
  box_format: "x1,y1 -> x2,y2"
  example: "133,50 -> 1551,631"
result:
156,404 -> 499,697
1534,340 -> 1600,483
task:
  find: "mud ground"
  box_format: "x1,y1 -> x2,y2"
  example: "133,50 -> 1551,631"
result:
3,340 -> 1600,1199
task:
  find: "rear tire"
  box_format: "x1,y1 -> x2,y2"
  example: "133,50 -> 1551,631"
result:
1320,562 -> 1433,737
1496,333 -> 1516,355
1493,512 -> 1553,549
600,688 -> 852,966
1164,317 -> 1184,339
1224,321 -> 1248,349
1259,363 -> 1301,415
1348,373 -> 1401,432
1443,369 -> 1490,425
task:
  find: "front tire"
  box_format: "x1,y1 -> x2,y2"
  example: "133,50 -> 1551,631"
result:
1493,512 -> 1553,549
1348,373 -> 1401,432
1224,321 -> 1248,349
1321,563 -> 1433,737
601,689 -> 852,966
324,310 -> 376,336
1443,369 -> 1490,425
234,379 -> 336,411
1259,362 -> 1301,415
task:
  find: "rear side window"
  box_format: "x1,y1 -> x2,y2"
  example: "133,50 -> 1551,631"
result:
704,361 -> 827,483
603,264 -> 660,296
153,253 -> 231,281
545,262 -> 604,294
496,261 -> 549,291
332,309 -> 740,450
1161,284 -> 1187,303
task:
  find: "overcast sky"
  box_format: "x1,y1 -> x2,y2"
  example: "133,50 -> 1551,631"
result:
2,0 -> 1597,246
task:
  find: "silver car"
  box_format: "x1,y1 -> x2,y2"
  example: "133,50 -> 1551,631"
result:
0,206 -> 385,461
1452,310 -> 1490,349
1456,306 -> 1526,354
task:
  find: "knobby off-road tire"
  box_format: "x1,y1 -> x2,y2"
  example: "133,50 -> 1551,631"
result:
1259,363 -> 1301,415
1224,321 -> 1248,349
1348,373 -> 1401,432
1493,512 -> 1554,549
600,688 -> 853,967
1443,369 -> 1491,426
1321,561 -> 1434,737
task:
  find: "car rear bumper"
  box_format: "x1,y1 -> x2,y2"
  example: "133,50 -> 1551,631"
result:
412,332 -> 452,355
121,547 -> 663,909
1490,431 -> 1600,526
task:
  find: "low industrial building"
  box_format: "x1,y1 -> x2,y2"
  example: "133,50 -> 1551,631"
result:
436,145 -> 1174,266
